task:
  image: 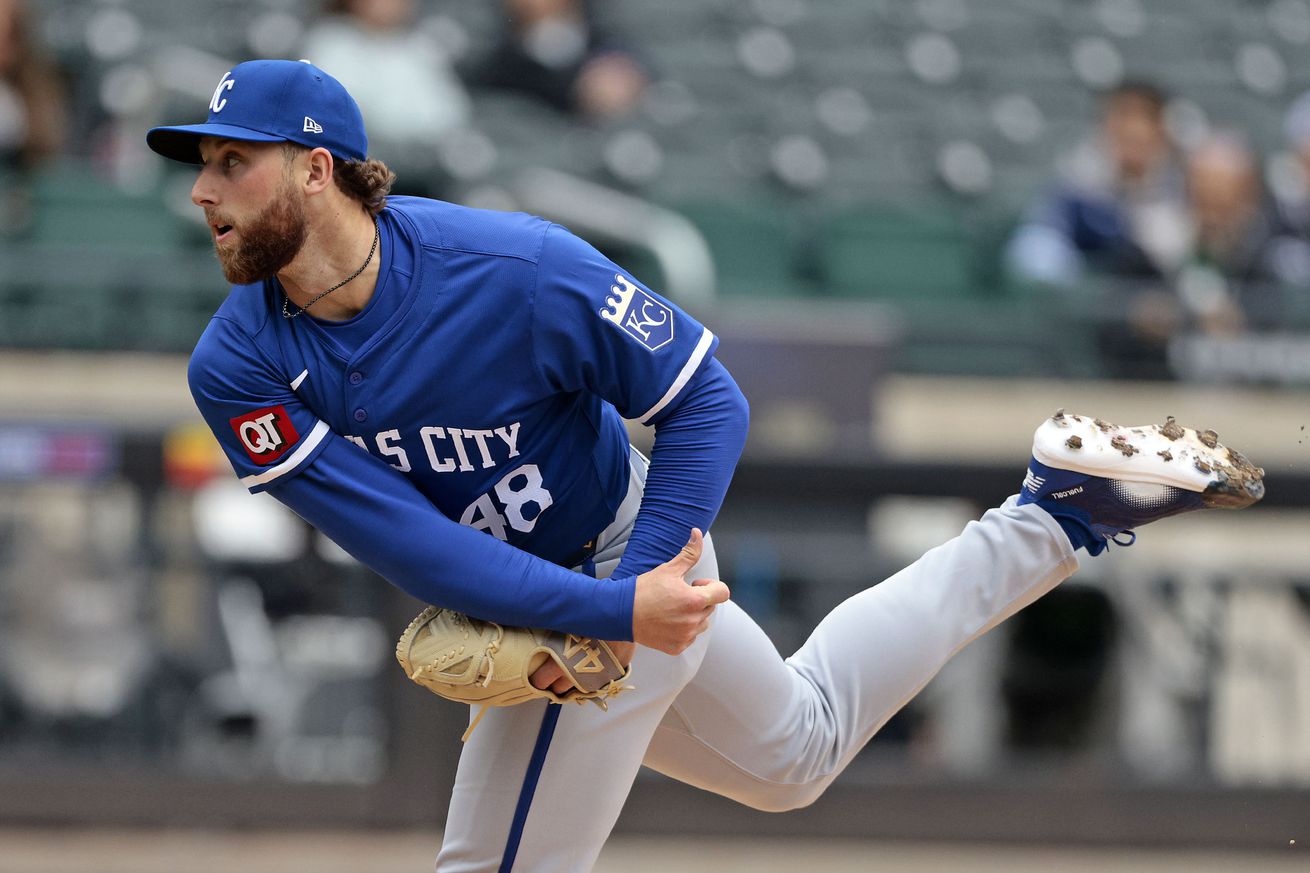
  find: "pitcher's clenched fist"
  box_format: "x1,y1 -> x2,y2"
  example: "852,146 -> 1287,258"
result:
531,529 -> 728,695
632,529 -> 730,655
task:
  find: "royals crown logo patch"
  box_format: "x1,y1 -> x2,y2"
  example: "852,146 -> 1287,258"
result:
598,275 -> 674,351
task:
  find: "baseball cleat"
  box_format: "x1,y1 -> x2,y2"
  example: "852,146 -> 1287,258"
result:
1017,410 -> 1265,547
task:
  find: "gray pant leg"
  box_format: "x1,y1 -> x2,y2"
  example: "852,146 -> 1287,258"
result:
644,498 -> 1079,811
435,540 -> 720,872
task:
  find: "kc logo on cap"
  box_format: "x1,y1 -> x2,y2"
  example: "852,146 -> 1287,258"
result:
209,71 -> 235,113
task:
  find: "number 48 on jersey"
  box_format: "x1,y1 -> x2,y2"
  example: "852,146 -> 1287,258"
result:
460,464 -> 554,540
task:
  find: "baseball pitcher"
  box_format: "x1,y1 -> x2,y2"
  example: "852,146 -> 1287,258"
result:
147,60 -> 1264,872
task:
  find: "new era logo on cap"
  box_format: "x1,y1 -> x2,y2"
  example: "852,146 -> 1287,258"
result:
145,59 -> 367,165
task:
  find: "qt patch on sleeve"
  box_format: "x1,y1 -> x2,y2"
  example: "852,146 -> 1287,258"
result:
229,405 -> 300,465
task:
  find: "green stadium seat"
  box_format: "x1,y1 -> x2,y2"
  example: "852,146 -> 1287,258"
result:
0,164 -> 221,351
818,204 -> 979,299
809,201 -> 1104,376
674,199 -> 809,297
26,163 -> 195,252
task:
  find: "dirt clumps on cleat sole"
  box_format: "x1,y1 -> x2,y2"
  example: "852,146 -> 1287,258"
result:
1161,417 -> 1265,508
1034,410 -> 1266,510
1154,418 -> 1264,509
1201,446 -> 1265,509
1110,435 -> 1139,456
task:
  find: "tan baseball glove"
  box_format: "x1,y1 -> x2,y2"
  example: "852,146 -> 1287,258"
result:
395,606 -> 633,740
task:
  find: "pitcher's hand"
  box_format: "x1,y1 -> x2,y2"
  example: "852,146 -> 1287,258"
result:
632,529 -> 730,655
531,641 -> 635,695
530,530 -> 728,693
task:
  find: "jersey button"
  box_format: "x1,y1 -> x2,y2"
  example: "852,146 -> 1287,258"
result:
349,371 -> 363,385
353,409 -> 368,422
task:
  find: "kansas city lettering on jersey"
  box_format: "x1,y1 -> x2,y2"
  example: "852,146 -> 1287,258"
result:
347,421 -> 522,473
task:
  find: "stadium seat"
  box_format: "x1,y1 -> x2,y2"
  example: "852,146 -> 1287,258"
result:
675,198 -> 809,297
1,164 -> 220,350
817,203 -> 980,299
26,162 -> 192,252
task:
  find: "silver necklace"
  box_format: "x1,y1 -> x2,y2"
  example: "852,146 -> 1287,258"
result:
282,217 -> 380,319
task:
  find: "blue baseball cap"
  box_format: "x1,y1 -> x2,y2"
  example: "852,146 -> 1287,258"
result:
146,59 -> 368,165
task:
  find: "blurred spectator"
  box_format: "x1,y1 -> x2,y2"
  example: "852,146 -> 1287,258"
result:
1007,79 -> 1310,378
1004,82 -> 1189,290
301,0 -> 471,195
0,0 -> 65,170
469,0 -> 650,120
1276,89 -> 1310,242
1104,133 -> 1309,378
1178,133 -> 1304,327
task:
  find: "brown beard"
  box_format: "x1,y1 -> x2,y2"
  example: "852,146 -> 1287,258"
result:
213,178 -> 309,285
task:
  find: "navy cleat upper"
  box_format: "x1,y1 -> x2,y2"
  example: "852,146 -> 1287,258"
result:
1017,457 -> 1208,554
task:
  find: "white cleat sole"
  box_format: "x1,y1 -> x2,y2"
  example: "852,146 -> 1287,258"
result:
1031,410 -> 1265,509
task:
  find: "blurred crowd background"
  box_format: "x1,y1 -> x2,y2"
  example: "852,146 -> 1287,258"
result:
10,0 -> 1310,374
1,0 -> 1308,853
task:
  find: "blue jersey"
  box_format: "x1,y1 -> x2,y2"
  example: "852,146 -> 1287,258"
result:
189,197 -> 741,637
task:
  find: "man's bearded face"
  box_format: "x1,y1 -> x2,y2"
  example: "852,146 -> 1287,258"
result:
208,172 -> 308,285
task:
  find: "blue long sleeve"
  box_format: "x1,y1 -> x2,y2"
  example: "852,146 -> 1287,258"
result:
612,358 -> 750,579
268,435 -> 636,640
263,359 -> 746,638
